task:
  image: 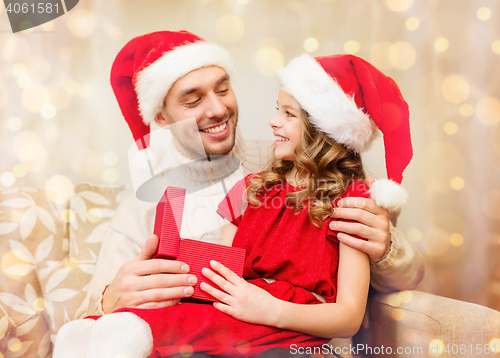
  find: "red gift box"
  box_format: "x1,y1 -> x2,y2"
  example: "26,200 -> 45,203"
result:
153,187 -> 246,302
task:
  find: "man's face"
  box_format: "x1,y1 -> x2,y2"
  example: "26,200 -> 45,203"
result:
156,66 -> 238,157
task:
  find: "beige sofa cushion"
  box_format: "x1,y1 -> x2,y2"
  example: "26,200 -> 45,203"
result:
0,187 -> 68,357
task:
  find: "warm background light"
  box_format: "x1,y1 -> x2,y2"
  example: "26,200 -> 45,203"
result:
0,0 -> 499,315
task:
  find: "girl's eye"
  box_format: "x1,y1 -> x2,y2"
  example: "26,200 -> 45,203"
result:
286,111 -> 295,118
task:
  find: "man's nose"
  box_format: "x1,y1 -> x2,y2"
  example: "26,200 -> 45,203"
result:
205,93 -> 226,119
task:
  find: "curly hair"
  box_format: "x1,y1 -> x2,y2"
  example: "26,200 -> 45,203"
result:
247,108 -> 365,227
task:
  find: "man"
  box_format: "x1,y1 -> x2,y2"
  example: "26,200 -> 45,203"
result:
56,31 -> 423,357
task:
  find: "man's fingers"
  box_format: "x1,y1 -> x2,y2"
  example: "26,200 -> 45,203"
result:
338,233 -> 387,262
139,286 -> 194,305
365,175 -> 375,188
331,207 -> 380,229
134,235 -> 159,261
135,299 -> 180,310
133,273 -> 197,291
132,259 -> 190,276
330,219 -> 375,238
335,197 -> 381,214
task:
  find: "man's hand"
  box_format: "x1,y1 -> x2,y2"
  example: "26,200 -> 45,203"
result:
200,260 -> 279,326
102,234 -> 197,313
329,176 -> 392,263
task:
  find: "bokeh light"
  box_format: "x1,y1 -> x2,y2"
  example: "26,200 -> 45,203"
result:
10,210 -> 23,224
459,103 -> 473,117
24,55 -> 51,83
476,97 -> 500,126
482,190 -> 500,219
391,307 -> 405,321
33,297 -> 47,311
8,338 -> 22,352
12,63 -> 26,76
103,168 -> 120,183
0,172 -> 15,187
87,208 -> 102,223
41,105 -> 56,119
405,17 -> 420,31
61,209 -> 76,223
303,37 -> 319,53
59,47 -> 72,60
2,37 -> 30,63
344,40 -> 360,55
216,15 -> 245,43
19,143 -> 47,172
441,75 -> 469,104
255,47 -> 284,76
443,121 -> 457,135
1,250 -> 31,278
0,84 -> 7,107
434,37 -> 449,52
22,84 -> 50,112
17,74 -> 32,89
400,290 -> 412,303
108,26 -> 122,40
384,0 -> 413,12
422,228 -> 450,257
370,42 -> 392,70
48,82 -> 71,110
179,344 -> 193,357
12,164 -> 27,178
388,42 -> 416,69
492,40 -> 500,54
40,21 -> 54,31
421,141 -> 465,193
489,338 -> 500,352
429,339 -> 445,356
476,7 -> 491,21
46,175 -> 74,203
407,227 -> 421,242
67,80 -> 81,95
103,151 -> 118,166
450,176 -> 464,190
45,125 -> 60,142
68,10 -> 96,38
387,292 -> 402,306
7,117 -> 22,131
450,233 -> 464,247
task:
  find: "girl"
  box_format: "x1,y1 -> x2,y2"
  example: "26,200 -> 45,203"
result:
120,53 -> 412,357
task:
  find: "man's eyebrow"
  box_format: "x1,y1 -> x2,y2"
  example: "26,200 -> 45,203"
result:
177,75 -> 229,98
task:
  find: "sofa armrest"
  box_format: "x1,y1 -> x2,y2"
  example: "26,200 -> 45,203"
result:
355,290 -> 500,357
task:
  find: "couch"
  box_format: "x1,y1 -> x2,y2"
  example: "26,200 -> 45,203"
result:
1,183 -> 499,357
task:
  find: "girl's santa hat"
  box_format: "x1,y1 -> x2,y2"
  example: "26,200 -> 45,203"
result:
277,54 -> 413,211
110,30 -> 234,149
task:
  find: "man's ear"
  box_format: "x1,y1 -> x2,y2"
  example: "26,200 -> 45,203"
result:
154,109 -> 168,128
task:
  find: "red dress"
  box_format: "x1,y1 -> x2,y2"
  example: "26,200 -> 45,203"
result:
119,175 -> 370,357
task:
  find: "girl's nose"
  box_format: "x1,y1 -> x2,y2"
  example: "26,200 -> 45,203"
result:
269,114 -> 281,129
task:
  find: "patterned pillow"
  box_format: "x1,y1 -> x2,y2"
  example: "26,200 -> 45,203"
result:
0,186 -> 68,357
36,183 -> 131,345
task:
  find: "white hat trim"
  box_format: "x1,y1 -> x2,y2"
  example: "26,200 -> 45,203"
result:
136,41 -> 234,126
369,178 -> 409,211
277,54 -> 377,153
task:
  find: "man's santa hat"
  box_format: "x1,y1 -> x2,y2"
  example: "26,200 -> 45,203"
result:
277,54 -> 413,211
110,30 -> 234,149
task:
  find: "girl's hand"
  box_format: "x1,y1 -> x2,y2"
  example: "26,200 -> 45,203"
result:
200,260 -> 280,326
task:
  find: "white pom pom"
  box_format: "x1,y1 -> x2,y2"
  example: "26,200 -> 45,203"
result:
369,179 -> 409,211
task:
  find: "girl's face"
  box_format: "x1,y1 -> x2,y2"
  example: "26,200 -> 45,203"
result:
269,90 -> 305,161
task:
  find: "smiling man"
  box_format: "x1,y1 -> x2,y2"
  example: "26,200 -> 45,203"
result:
54,31 -> 424,358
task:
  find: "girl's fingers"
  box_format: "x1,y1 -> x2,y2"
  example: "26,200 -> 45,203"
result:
201,267 -> 235,295
209,260 -> 242,285
200,282 -> 232,303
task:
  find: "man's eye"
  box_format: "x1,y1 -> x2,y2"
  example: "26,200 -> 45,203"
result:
218,89 -> 228,94
186,98 -> 201,105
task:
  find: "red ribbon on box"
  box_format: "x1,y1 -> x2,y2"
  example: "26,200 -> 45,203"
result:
153,186 -> 246,302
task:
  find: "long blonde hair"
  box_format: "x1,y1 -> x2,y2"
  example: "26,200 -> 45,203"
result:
247,109 -> 365,227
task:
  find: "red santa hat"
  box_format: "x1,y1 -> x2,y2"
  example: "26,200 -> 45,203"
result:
277,54 -> 413,211
110,31 -> 234,149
